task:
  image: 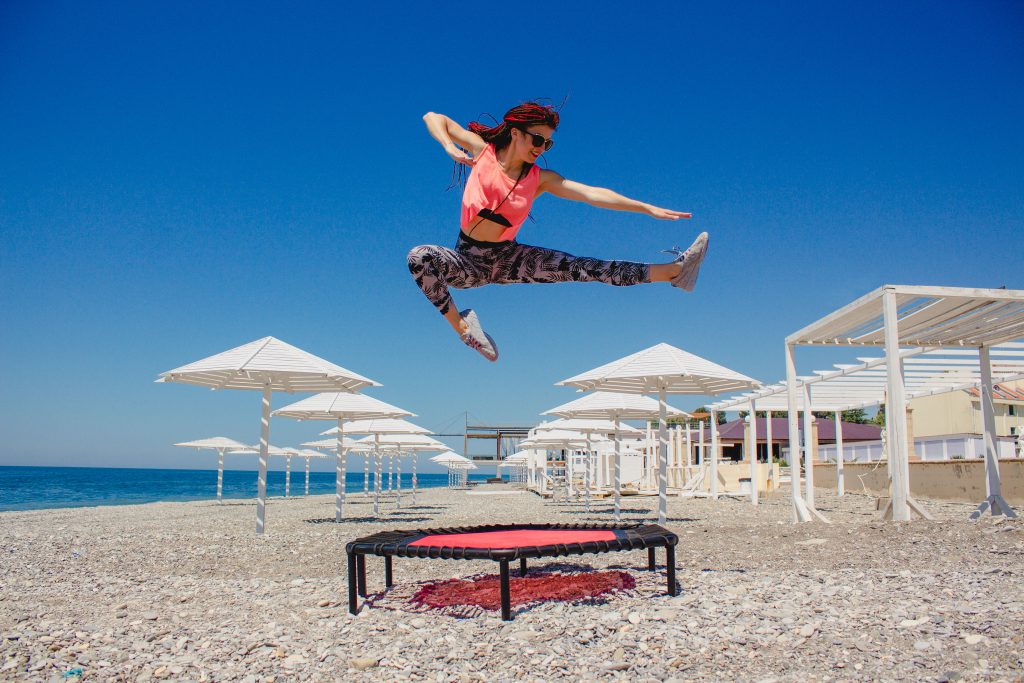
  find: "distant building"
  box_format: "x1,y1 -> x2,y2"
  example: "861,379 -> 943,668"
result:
910,379 -> 1024,440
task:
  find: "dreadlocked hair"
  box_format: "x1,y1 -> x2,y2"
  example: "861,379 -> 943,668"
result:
448,100 -> 561,190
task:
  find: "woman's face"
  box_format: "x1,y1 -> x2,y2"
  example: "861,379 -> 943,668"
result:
510,125 -> 555,164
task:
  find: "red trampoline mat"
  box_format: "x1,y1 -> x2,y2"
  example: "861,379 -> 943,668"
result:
408,529 -> 617,550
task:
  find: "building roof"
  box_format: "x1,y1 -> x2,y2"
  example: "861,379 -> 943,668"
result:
688,418 -> 881,444
965,382 -> 1024,402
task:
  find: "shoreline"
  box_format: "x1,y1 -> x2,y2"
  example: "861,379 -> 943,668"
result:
1,485 -> 1021,681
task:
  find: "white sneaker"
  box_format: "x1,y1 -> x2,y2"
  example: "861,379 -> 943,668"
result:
665,231 -> 709,292
459,309 -> 499,362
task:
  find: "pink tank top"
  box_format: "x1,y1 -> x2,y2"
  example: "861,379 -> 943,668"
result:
460,144 -> 541,241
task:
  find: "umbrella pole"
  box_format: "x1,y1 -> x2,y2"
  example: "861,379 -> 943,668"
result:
388,453 -> 394,493
412,452 -> 418,505
304,457 -> 310,496
256,384 -> 272,535
658,385 -> 670,525
614,416 -> 622,522
396,451 -> 402,508
217,448 -> 225,503
364,454 -> 370,497
373,434 -> 381,516
585,433 -> 592,514
335,418 -> 346,522
285,456 -> 291,498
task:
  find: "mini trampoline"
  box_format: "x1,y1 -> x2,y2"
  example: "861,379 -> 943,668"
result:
346,523 -> 678,620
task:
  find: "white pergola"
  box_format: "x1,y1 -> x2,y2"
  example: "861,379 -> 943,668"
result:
710,343 -> 1024,509
782,285 -> 1024,522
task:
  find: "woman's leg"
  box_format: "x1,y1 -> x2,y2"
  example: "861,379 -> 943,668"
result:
490,242 -> 654,286
406,244 -> 483,334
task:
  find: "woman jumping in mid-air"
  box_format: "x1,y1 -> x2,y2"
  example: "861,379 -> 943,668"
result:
407,101 -> 708,361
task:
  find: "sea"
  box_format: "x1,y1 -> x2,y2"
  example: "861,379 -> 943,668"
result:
0,466 -> 494,512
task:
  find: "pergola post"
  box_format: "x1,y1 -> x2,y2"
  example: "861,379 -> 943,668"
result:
684,422 -> 692,486
749,400 -> 759,506
971,345 -> 1018,519
697,420 -> 705,465
256,383 -> 272,535
802,385 -> 815,507
834,411 -> 845,496
657,384 -> 670,524
709,410 -> 719,500
363,454 -> 370,497
882,288 -> 912,521
765,410 -> 774,489
335,418 -> 347,521
785,343 -> 818,522
304,456 -> 310,497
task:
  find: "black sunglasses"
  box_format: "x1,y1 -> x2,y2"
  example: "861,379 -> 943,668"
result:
517,127 -> 554,151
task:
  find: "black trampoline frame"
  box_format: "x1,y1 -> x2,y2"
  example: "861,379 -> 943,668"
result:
345,523 -> 679,621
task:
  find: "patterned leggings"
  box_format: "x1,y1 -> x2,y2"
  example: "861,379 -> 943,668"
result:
407,233 -> 651,315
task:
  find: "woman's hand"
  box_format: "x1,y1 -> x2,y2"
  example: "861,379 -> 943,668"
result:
446,143 -> 476,167
646,205 -> 692,220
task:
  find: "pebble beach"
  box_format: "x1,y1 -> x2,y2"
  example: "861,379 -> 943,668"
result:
1,485 -> 1022,682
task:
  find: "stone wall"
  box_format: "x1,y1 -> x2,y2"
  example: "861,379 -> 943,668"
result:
812,459 -> 1024,504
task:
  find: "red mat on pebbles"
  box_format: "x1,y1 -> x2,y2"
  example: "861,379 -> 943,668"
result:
412,570 -> 636,611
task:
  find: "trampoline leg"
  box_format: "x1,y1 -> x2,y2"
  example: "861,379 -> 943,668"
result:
648,547 -> 657,571
384,556 -> 393,589
499,560 -> 512,621
357,554 -> 367,598
667,544 -> 677,596
347,552 -> 359,615
519,557 -> 527,577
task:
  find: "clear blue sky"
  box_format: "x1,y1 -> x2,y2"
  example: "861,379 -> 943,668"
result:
1,1 -> 1022,474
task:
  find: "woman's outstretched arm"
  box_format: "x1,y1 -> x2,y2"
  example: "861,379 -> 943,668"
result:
537,169 -> 691,220
423,112 -> 486,166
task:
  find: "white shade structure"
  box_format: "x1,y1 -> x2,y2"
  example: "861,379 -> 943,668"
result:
335,418 -> 432,515
781,285 -> 1024,523
301,436 -> 369,451
539,420 -> 636,513
321,417 -> 430,436
174,437 -> 250,503
542,393 -> 687,521
273,392 -> 412,521
559,343 -> 760,524
158,336 -> 379,535
229,444 -> 291,456
284,448 -> 331,498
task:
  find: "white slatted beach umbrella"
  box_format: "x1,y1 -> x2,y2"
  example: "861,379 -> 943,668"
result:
543,391 -> 689,520
273,392 -> 412,521
332,418 -> 431,515
355,433 -> 447,507
289,448 -> 330,497
536,418 -> 642,514
158,336 -> 379,534
558,343 -> 760,524
432,452 -> 473,488
174,437 -> 250,503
